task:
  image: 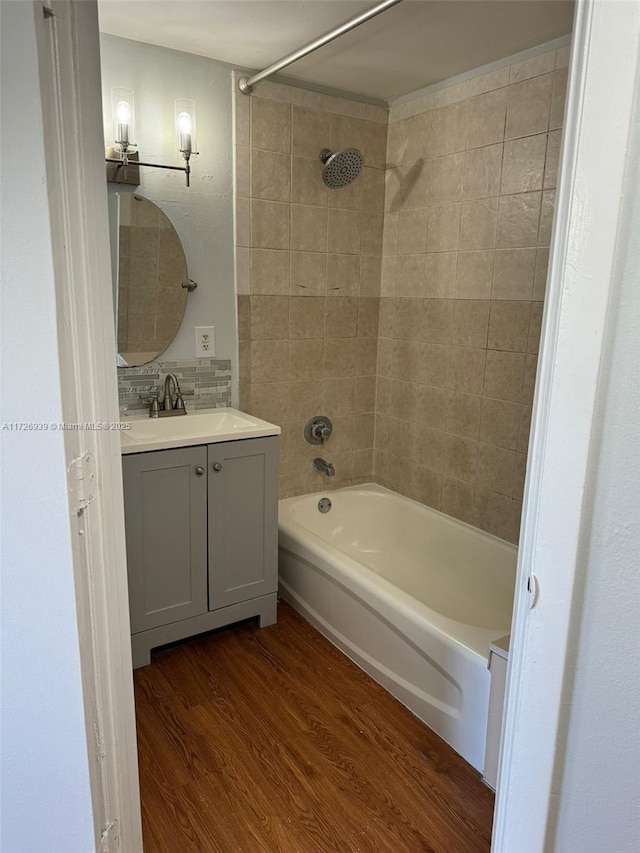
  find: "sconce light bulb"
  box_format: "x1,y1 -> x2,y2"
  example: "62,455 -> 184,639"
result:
177,112 -> 191,134
116,100 -> 131,124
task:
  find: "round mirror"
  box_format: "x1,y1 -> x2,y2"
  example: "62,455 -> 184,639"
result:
112,193 -> 192,367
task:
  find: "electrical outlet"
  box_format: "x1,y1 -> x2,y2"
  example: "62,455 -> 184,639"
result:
195,326 -> 215,358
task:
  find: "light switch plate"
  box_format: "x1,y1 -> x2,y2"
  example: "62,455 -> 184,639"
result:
195,326 -> 215,358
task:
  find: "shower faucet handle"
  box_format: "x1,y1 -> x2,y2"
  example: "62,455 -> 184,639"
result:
305,415 -> 333,445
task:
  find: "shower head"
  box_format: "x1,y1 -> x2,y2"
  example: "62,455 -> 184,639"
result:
319,147 -> 363,189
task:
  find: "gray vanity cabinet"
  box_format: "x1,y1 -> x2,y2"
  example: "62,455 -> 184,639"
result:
207,436 -> 278,610
122,435 -> 279,668
122,445 -> 208,634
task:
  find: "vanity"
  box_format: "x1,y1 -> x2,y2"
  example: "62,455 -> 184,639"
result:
121,409 -> 280,668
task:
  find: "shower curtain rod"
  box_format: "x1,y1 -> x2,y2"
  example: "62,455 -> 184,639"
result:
237,0 -> 404,94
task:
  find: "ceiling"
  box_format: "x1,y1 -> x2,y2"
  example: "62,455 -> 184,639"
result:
98,0 -> 574,103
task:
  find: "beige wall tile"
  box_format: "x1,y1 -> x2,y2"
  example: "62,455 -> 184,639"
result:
422,299 -> 454,344
484,350 -> 526,401
427,203 -> 461,252
361,167 -> 386,212
538,189 -> 555,245
452,300 -> 490,348
392,339 -> 421,383
459,198 -> 499,250
326,297 -> 358,337
289,296 -> 325,339
323,338 -> 357,378
522,353 -> 538,403
474,486 -> 511,539
355,375 -> 377,412
444,434 -> 478,482
251,248 -> 290,295
492,248 -> 536,300
235,145 -> 250,197
288,380 -> 324,423
550,68 -> 568,130
291,88 -> 333,112
431,101 -> 468,157
236,247 -> 250,295
291,204 -> 328,252
468,66 -> 510,97
250,339 -> 289,383
251,149 -> 291,202
488,301 -> 531,351
412,467 -> 443,509
382,211 -> 399,254
330,113 -> 365,153
252,199 -> 290,249
395,254 -> 426,297
501,134 -> 547,195
353,412 -> 375,449
327,253 -> 360,297
356,337 -> 378,375
544,130 -> 562,190
533,248 -> 549,300
290,251 -> 326,297
462,143 -> 503,199
455,250 -> 494,299
418,343 -> 451,388
505,73 -> 553,139
476,443 -> 516,496
479,397 -> 522,450
329,175 -> 363,212
496,192 -> 541,248
466,88 -> 508,149
509,50 -> 555,84
352,449 -> 375,479
359,255 -> 382,297
446,392 -> 482,439
236,196 -> 250,247
237,295 -> 251,341
512,452 -> 527,501
235,91 -> 250,146
252,81 -> 292,103
357,298 -> 380,338
394,297 -> 424,340
442,476 -> 475,524
363,121 -> 388,170
289,339 -> 324,380
450,346 -> 486,394
323,378 -> 355,415
292,106 -> 330,158
416,385 -> 450,431
555,45 -> 571,69
327,208 -> 362,254
528,301 -> 544,354
424,252 -> 457,298
250,295 -> 289,340
378,297 -> 396,338
292,156 -> 327,206
361,213 -> 384,255
250,381 -> 290,424
397,208 -> 429,254
429,153 -> 464,205
251,97 -> 292,153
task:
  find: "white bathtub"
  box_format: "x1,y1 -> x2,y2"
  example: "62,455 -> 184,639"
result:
278,483 -> 517,772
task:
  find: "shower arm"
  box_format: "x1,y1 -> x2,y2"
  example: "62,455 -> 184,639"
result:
237,0 -> 404,95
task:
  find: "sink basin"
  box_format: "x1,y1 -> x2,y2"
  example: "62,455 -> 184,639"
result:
120,407 -> 280,454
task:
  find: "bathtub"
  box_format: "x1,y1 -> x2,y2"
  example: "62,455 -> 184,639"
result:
278,483 -> 517,772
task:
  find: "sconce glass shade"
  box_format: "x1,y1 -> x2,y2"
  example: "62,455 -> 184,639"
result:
111,87 -> 135,148
175,98 -> 197,157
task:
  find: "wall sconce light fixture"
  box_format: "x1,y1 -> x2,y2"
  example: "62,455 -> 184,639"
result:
106,88 -> 198,187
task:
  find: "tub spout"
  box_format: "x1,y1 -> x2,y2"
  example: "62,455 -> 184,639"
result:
313,458 -> 335,477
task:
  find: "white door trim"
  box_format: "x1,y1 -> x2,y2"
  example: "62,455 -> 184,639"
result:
34,1 -> 142,849
493,1 -> 640,850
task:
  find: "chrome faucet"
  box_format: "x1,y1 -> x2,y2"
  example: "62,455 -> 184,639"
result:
140,373 -> 188,418
313,458 -> 335,477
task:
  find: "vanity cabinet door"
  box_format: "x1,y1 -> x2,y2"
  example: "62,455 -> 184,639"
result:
123,446 -> 208,634
207,436 -> 278,610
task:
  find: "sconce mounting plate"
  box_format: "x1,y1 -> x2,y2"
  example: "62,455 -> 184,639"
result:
105,147 -> 140,185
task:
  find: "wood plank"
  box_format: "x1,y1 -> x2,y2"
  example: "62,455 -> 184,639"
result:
135,602 -> 494,852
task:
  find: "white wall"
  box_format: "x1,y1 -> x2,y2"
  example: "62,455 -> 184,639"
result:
550,85 -> 640,852
0,2 -> 95,850
99,34 -> 237,378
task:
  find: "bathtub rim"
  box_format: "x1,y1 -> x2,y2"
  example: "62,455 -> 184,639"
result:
279,482 -> 516,663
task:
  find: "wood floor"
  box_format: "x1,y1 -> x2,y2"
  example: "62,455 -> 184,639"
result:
134,601 -> 494,853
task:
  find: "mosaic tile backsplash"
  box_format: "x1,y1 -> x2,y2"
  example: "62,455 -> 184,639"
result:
118,358 -> 232,413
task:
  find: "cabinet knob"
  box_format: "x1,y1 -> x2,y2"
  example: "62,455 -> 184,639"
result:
195,466 -> 205,476
212,462 -> 222,472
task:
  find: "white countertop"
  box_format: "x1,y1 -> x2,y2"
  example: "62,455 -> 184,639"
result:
120,407 -> 280,454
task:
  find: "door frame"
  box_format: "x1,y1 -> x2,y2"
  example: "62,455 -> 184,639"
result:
33,0 -> 640,850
